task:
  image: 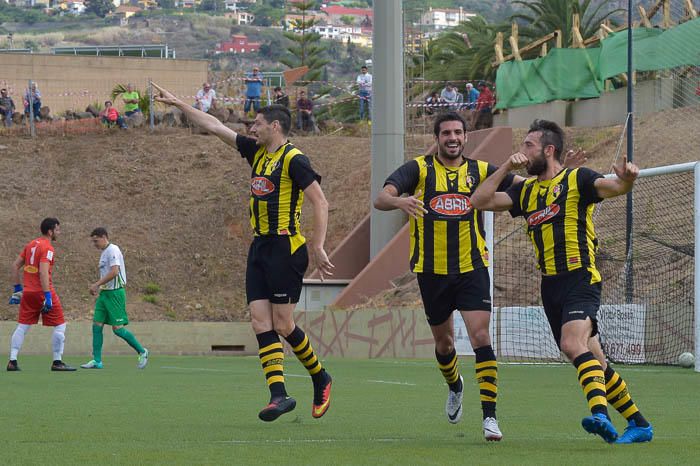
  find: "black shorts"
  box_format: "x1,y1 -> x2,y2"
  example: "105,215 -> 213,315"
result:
541,269 -> 601,347
417,268 -> 492,326
246,236 -> 308,305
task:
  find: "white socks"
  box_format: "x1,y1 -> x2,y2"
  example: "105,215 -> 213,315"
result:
10,323 -> 31,361
51,323 -> 66,361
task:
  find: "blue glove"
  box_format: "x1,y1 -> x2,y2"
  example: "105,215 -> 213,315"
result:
9,284 -> 22,305
41,291 -> 52,314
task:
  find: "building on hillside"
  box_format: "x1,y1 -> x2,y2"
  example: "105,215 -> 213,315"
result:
214,34 -> 261,54
311,24 -> 372,47
284,10 -> 326,29
223,10 -> 255,24
420,7 -> 476,30
65,0 -> 85,14
223,0 -> 255,11
175,0 -> 200,8
320,4 -> 373,26
114,5 -> 142,18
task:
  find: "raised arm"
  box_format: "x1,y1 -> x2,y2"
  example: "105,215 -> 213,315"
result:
152,82 -> 238,148
594,154 -> 639,199
470,153 -> 527,212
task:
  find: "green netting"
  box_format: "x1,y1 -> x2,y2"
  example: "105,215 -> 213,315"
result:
496,17 -> 700,109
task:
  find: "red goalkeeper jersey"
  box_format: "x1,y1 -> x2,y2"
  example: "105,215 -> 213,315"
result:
20,237 -> 55,292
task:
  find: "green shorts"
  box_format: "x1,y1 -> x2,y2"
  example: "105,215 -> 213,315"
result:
94,288 -> 129,326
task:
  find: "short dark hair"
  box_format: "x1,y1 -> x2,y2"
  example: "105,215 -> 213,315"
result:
40,218 -> 60,235
361,65 -> 368,69
433,112 -> 468,137
258,104 -> 292,135
1,88 -> 6,92
274,86 -> 282,92
528,119 -> 565,161
105,100 -> 112,105
90,227 -> 109,238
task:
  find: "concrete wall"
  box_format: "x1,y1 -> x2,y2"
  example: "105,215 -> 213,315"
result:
497,77 -> 690,128
0,53 -> 209,115
0,321 -> 258,357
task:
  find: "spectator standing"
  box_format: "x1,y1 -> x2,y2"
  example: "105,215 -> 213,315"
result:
473,82 -> 495,130
244,66 -> 264,115
99,101 -> 127,129
273,86 -> 290,109
0,88 -> 15,127
356,65 -> 372,121
194,82 -> 217,113
296,90 -> 315,132
465,83 -> 480,110
122,83 -> 141,117
23,83 -> 42,121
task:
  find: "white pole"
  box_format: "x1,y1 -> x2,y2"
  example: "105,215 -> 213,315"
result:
694,162 -> 700,372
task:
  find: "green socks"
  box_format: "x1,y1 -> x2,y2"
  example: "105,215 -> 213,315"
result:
92,323 -> 104,363
113,327 -> 145,354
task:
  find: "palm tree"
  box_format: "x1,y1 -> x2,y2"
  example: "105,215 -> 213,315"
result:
423,16 -> 511,85
511,0 -> 623,46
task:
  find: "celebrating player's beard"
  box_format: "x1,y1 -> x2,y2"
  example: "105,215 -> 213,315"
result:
438,139 -> 463,160
526,148 -> 547,176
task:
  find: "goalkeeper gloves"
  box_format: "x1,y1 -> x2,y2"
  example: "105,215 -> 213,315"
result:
9,284 -> 22,305
41,291 -> 52,314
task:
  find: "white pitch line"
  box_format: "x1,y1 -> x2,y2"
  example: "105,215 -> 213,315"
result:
216,438 -> 416,444
367,379 -> 417,386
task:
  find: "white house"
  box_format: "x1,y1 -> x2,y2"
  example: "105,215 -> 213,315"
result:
420,7 -> 476,30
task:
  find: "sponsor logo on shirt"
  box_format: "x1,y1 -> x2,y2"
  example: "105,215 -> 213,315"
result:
24,265 -> 38,274
527,204 -> 560,226
251,177 -> 275,196
429,194 -> 472,216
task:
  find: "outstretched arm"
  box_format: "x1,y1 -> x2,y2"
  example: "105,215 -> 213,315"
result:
470,153 -> 526,212
594,155 -> 639,199
152,82 -> 239,148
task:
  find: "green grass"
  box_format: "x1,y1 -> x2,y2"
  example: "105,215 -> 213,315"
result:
3,356 -> 699,465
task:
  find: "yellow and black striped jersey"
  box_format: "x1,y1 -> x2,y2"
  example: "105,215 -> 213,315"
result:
236,135 -> 320,249
385,155 -> 514,275
506,167 -> 604,282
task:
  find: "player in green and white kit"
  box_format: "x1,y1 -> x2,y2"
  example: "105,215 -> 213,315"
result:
81,227 -> 149,369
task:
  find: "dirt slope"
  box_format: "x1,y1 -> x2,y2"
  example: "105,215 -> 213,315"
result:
0,129 -> 371,322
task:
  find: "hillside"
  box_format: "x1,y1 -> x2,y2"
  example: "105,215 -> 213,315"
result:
0,105 -> 697,322
0,129 -> 371,322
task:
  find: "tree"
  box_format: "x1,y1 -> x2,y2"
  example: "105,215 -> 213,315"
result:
511,0 -> 623,46
423,16 -> 510,84
340,15 -> 355,26
199,0 -> 224,12
281,1 -> 328,83
157,0 -> 175,9
84,0 -> 114,18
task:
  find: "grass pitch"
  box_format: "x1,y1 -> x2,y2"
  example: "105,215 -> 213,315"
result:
2,355 -> 699,465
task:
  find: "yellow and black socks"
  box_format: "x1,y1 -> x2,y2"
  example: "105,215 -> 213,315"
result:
257,330 -> 287,399
475,345 -> 498,419
436,348 -> 462,392
604,366 -> 649,427
285,326 -> 325,383
573,352 -> 608,416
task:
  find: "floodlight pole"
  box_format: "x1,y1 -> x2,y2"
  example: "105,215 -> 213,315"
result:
625,0 -> 634,303
370,0 -> 405,258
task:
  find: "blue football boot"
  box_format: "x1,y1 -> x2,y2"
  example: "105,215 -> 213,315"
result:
582,412 -> 618,443
616,420 -> 654,444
